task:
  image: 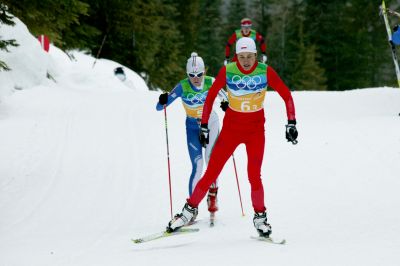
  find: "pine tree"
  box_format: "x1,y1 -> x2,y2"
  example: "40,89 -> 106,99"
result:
0,4 -> 18,71
255,0 -> 326,90
291,43 -> 327,90
77,0 -> 184,90
175,0 -> 201,58
223,0 -> 248,58
59,0 -> 101,51
250,0 -> 270,39
262,0 -> 294,78
304,0 -> 391,90
3,0 -> 91,47
197,0 -> 224,76
85,0 -> 137,66
225,0 -> 247,33
152,0 -> 185,90
130,0 -> 184,90
287,1 -> 326,90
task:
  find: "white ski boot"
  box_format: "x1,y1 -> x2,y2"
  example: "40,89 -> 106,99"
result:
166,203 -> 198,233
253,212 -> 272,237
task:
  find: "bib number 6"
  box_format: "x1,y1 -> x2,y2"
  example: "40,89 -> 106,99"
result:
241,101 -> 250,112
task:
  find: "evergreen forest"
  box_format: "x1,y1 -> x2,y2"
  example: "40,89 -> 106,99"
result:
1,0 -> 400,91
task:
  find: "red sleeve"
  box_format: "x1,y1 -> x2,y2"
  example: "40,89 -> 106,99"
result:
256,32 -> 266,54
225,33 -> 237,58
201,67 -> 227,124
267,66 -> 296,121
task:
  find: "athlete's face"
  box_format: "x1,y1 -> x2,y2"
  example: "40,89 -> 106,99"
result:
188,72 -> 204,87
237,52 -> 256,71
241,26 -> 251,35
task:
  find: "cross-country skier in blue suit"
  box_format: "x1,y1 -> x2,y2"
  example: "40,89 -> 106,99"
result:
156,52 -> 228,219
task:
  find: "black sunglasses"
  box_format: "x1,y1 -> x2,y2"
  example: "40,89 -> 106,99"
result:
188,72 -> 204,78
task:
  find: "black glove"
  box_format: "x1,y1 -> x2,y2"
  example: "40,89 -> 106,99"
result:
220,101 -> 229,112
285,120 -> 298,145
199,124 -> 210,148
159,92 -> 168,105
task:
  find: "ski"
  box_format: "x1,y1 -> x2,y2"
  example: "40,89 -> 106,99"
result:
132,228 -> 199,244
381,0 -> 400,87
209,212 -> 216,227
251,236 -> 286,245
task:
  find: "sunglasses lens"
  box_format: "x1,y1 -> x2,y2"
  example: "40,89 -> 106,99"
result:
189,72 -> 203,78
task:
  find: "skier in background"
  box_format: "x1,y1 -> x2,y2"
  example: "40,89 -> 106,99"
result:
114,66 -> 136,89
386,8 -> 400,45
392,25 -> 400,45
224,18 -> 267,65
156,52 -> 228,221
114,67 -> 126,81
166,38 -> 298,238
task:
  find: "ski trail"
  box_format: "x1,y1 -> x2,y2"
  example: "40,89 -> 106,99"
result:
0,88 -> 78,232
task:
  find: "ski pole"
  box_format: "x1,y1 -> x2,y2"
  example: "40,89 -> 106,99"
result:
163,105 -> 173,219
232,154 -> 245,216
92,34 -> 107,68
381,1 -> 400,88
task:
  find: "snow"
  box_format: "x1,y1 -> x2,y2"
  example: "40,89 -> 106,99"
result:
1,16 -> 400,266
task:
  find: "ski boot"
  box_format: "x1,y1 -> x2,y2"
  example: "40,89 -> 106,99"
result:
187,206 -> 198,225
253,212 -> 272,237
166,202 -> 198,233
207,187 -> 218,213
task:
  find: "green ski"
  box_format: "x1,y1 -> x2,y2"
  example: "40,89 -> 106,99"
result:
132,228 -> 199,244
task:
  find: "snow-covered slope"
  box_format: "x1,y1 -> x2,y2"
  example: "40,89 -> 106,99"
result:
1,16 -> 400,266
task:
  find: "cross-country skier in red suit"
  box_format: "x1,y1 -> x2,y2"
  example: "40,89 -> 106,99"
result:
225,18 -> 267,65
166,37 -> 298,238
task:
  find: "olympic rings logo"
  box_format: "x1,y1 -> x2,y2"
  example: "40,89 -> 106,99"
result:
231,75 -> 262,90
186,92 -> 207,104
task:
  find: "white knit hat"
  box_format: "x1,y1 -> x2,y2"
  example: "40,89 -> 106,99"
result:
236,37 -> 257,54
186,52 -> 205,74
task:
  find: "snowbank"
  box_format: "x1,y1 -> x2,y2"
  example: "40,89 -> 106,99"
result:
0,15 -> 149,102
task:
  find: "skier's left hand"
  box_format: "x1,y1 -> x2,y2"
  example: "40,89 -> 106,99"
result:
262,54 -> 267,63
199,124 -> 210,148
285,120 -> 298,145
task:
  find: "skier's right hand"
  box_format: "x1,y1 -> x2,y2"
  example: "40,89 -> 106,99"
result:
285,120 -> 298,145
159,92 -> 168,105
199,124 -> 210,148
224,58 -> 229,66
220,100 -> 229,112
